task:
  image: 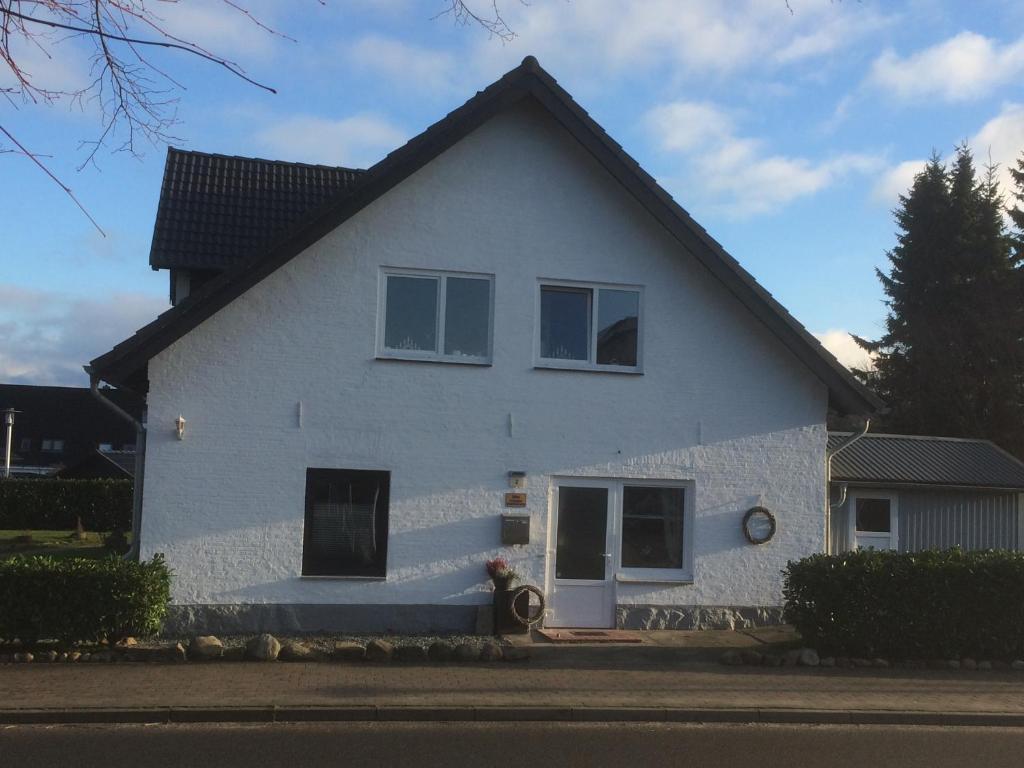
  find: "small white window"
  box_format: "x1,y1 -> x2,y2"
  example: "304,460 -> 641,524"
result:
850,494 -> 898,551
378,269 -> 494,364
537,280 -> 642,372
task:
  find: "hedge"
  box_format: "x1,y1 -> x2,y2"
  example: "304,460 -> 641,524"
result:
0,479 -> 132,531
0,555 -> 171,644
783,549 -> 1024,660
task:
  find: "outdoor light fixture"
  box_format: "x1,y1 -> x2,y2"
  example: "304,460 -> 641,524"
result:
507,471 -> 527,489
175,415 -> 186,441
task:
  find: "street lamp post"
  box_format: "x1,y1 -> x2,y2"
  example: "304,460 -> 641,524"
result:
2,408 -> 16,480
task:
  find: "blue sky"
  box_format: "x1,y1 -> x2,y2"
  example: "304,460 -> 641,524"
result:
3,0 -> 1024,384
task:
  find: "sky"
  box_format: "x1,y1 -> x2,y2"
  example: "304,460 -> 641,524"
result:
3,0 -> 1024,385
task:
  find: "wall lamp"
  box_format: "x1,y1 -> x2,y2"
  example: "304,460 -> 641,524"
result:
175,415 -> 187,441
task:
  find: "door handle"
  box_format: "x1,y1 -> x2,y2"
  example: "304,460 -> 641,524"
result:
601,553 -> 613,558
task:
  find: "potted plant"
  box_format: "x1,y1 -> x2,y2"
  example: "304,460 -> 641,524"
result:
485,557 -> 519,591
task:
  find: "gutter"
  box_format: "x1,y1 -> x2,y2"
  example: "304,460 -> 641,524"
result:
824,419 -> 870,554
88,373 -> 145,561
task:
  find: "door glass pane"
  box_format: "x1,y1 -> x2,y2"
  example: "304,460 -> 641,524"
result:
444,277 -> 491,358
540,286 -> 591,360
385,275 -> 438,352
621,486 -> 684,568
596,289 -> 639,366
855,498 -> 891,532
555,486 -> 608,580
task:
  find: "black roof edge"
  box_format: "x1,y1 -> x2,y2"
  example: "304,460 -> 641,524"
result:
91,56 -> 883,415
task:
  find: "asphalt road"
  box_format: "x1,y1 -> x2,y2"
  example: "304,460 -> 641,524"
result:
3,722 -> 1023,767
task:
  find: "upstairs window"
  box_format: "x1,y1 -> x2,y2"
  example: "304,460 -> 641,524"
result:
41,439 -> 65,452
538,281 -> 641,371
302,468 -> 390,578
18,438 -> 31,452
378,269 -> 494,364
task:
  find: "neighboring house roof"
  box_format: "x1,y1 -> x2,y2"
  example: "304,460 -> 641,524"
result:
56,449 -> 135,480
828,432 -> 1024,490
150,149 -> 364,272
0,384 -> 141,469
89,56 -> 883,415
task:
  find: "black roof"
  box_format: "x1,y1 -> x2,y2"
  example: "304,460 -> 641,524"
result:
0,384 -> 141,469
150,149 -> 364,271
829,432 -> 1024,490
56,449 -> 135,479
90,56 -> 883,415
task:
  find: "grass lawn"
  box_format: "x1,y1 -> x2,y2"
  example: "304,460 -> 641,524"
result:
0,530 -> 131,560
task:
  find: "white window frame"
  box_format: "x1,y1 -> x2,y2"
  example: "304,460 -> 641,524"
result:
548,477 -> 694,586
376,267 -> 495,365
535,279 -> 644,373
849,491 -> 899,551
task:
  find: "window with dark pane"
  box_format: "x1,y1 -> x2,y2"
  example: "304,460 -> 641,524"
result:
302,468 -> 390,577
540,286 -> 591,361
855,498 -> 891,533
554,486 -> 608,580
596,289 -> 639,366
444,276 -> 491,358
384,275 -> 438,352
621,486 -> 684,569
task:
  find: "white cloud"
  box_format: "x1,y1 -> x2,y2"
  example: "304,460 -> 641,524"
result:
0,285 -> 168,386
468,0 -> 892,84
868,32 -> 1024,102
154,0 -> 281,59
875,102 -> 1024,210
872,159 -> 927,205
815,329 -> 874,371
347,36 -> 458,95
254,113 -> 407,168
646,100 -> 881,215
973,102 -> 1024,195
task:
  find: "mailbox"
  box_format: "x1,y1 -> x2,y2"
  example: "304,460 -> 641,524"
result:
501,514 -> 530,545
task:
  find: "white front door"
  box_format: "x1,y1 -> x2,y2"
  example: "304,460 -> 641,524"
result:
547,481 -> 615,628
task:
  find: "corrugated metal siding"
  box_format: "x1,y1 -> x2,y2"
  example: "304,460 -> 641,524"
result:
899,490 -> 1021,552
830,488 -> 1021,553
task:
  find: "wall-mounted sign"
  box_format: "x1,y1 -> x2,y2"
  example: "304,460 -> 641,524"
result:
504,492 -> 527,508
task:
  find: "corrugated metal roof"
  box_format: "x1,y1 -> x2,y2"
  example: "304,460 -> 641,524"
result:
149,148 -> 364,271
828,432 -> 1024,489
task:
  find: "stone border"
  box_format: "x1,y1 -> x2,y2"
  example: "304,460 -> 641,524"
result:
2,705 -> 1024,727
0,635 -> 529,665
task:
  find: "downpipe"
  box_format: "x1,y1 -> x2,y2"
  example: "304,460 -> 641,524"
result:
88,374 -> 145,561
825,418 -> 870,554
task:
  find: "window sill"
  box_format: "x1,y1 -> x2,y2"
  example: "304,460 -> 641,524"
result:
376,354 -> 491,367
615,573 -> 693,585
300,575 -> 387,581
534,361 -> 643,375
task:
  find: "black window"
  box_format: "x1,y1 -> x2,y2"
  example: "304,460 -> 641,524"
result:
302,469 -> 390,577
621,485 -> 685,569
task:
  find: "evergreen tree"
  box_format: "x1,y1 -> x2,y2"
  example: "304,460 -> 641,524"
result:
855,146 -> 1024,456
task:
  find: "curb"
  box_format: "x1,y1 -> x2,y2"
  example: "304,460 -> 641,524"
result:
2,706 -> 1024,727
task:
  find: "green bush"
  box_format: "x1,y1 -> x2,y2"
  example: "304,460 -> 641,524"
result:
0,555 -> 171,644
783,549 -> 1024,659
0,479 -> 132,531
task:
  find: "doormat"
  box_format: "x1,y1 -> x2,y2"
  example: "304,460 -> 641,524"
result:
537,629 -> 644,644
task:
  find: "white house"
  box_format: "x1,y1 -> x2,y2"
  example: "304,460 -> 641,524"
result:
88,57 -> 881,634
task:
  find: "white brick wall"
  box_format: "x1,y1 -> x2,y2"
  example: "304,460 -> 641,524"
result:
141,100 -> 828,613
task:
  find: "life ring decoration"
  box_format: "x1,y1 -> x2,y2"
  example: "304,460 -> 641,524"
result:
509,584 -> 546,626
742,506 -> 777,545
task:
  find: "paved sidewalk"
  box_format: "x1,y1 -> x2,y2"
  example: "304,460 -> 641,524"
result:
2,662 -> 1024,724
